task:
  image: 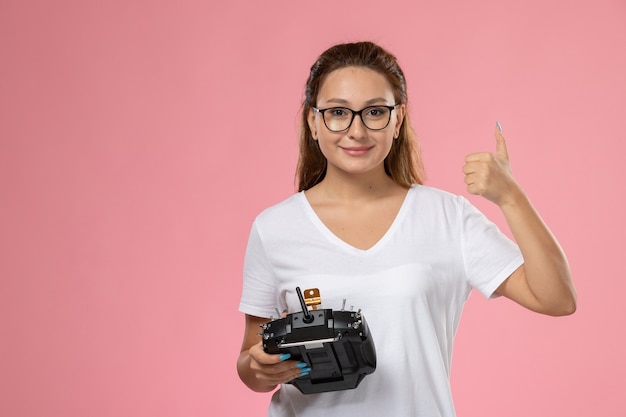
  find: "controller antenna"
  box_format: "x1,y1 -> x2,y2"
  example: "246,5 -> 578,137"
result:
296,287 -> 314,323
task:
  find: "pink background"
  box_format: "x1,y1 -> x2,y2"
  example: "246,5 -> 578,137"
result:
1,1 -> 625,416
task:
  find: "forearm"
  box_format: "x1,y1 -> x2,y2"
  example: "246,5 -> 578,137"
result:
500,186 -> 577,315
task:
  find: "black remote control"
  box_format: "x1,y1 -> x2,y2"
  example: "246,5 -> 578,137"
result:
261,287 -> 376,394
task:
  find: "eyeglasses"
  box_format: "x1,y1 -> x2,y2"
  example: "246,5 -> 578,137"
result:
313,104 -> 399,132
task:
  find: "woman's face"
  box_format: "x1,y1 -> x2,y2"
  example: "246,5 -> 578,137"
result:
308,66 -> 405,180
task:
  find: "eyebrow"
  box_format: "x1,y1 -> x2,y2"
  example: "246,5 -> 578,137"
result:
322,97 -> 391,106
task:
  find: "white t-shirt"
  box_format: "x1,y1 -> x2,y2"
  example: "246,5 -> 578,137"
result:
239,185 -> 523,417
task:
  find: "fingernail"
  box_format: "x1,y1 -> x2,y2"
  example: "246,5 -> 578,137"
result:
279,353 -> 291,361
296,362 -> 308,368
496,121 -> 503,133
299,368 -> 311,377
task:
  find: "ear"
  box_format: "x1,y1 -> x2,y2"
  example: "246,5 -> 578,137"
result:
393,104 -> 406,138
307,108 -> 318,140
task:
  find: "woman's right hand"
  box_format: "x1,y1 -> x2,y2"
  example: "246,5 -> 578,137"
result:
237,315 -> 311,392
246,342 -> 310,388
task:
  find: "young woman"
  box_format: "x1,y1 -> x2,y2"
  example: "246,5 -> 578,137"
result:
237,41 -> 576,417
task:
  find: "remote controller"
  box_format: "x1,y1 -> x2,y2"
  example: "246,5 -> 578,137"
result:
261,287 -> 376,394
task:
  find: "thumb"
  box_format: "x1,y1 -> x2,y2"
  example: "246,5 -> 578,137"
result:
495,122 -> 508,160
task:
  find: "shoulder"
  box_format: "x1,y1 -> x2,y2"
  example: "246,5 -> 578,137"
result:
404,185 -> 483,231
253,192 -> 306,228
408,184 -> 467,209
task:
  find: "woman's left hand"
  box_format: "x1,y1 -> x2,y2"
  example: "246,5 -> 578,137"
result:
462,123 -> 577,316
463,124 -> 521,207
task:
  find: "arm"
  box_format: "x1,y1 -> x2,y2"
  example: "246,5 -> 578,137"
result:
237,314 -> 306,392
463,125 -> 577,316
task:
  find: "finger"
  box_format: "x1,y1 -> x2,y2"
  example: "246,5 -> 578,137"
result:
267,359 -> 309,384
462,161 -> 477,175
258,364 -> 304,386
463,159 -> 491,174
465,152 -> 491,163
249,343 -> 286,365
495,122 -> 509,160
465,181 -> 483,196
464,172 -> 483,187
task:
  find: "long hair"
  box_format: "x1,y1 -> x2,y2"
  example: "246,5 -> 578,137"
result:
296,41 -> 425,191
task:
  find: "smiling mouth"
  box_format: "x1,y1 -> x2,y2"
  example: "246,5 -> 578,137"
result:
340,146 -> 373,156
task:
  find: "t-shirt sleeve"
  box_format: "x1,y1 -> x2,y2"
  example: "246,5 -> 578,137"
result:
460,197 -> 524,298
238,220 -> 278,318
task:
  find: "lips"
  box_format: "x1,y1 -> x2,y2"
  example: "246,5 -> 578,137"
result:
340,146 -> 373,156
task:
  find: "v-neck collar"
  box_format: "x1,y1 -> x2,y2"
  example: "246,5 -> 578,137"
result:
298,186 -> 414,255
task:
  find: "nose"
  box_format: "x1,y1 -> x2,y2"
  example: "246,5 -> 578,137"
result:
347,113 -> 367,140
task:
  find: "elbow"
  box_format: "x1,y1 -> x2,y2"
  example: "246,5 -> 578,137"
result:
548,302 -> 576,317
541,271 -> 578,316
562,297 -> 578,316
546,293 -> 577,317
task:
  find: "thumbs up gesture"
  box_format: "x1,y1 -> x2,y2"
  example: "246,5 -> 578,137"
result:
463,123 -> 521,207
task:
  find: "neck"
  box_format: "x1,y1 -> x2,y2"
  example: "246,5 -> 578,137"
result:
314,168 -> 401,203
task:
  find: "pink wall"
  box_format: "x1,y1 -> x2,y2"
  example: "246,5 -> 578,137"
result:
1,1 -> 625,416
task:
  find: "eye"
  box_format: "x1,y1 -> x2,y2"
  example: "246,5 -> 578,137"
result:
365,107 -> 388,118
328,108 -> 350,117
